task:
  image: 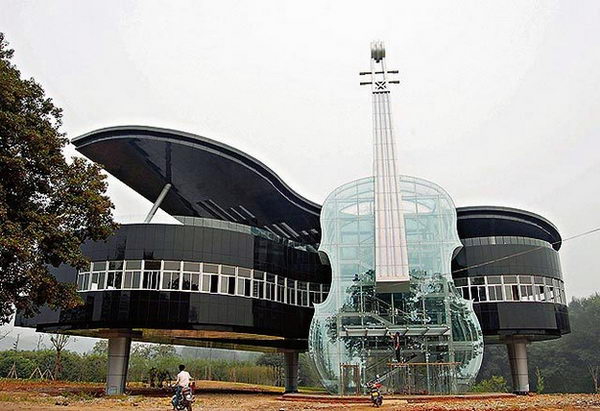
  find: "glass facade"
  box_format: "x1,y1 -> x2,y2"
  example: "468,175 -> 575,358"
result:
309,176 -> 483,395
77,260 -> 329,308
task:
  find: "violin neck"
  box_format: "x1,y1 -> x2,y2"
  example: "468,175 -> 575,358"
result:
366,41 -> 410,285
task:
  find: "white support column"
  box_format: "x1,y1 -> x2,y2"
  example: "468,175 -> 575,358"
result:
106,336 -> 131,395
284,351 -> 299,393
507,339 -> 529,394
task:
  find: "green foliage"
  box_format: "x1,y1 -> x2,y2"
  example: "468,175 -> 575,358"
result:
256,353 -> 284,368
91,340 -> 108,355
477,293 -> 600,393
536,367 -> 545,393
0,32 -> 117,323
471,375 -> 508,393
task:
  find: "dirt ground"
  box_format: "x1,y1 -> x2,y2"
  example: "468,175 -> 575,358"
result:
1,379 -> 600,411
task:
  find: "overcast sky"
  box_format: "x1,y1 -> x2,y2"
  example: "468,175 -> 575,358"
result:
1,1 -> 599,312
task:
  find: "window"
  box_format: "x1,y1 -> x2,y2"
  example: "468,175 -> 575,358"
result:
310,283 -> 321,304
220,275 -> 235,295
203,263 -> 219,274
287,279 -> 296,305
182,273 -> 200,291
252,271 -> 265,299
297,281 -> 308,306
265,274 -> 276,301
89,272 -> 100,290
123,271 -> 141,289
237,268 -> 252,297
183,262 -> 200,272
488,285 -> 503,301
162,271 -> 180,290
520,285 -> 534,301
277,277 -> 286,303
487,276 -> 502,285
470,286 -> 479,302
164,261 -> 180,271
126,261 -> 142,270
143,271 -> 160,290
107,271 -> 122,289
470,277 -> 485,285
77,273 -> 89,291
454,278 -> 467,287
237,277 -> 252,297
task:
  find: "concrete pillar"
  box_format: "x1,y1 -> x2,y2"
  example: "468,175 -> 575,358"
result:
284,351 -> 299,393
507,339 -> 529,394
106,337 -> 131,395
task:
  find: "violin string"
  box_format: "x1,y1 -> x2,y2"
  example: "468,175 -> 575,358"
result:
451,226 -> 600,274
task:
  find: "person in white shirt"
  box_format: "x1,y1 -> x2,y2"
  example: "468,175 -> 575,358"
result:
174,364 -> 192,408
176,364 -> 191,387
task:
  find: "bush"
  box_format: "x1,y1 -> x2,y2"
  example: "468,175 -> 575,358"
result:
471,375 -> 509,393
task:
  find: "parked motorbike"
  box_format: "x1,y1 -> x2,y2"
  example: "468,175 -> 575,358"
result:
366,380 -> 383,407
171,383 -> 194,411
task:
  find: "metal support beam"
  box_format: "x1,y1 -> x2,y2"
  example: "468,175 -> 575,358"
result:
507,339 -> 529,394
144,183 -> 172,223
284,351 -> 299,393
106,336 -> 131,395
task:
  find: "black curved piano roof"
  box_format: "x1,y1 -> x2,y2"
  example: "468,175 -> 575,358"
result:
456,206 -> 562,250
73,127 -> 562,250
73,126 -> 322,243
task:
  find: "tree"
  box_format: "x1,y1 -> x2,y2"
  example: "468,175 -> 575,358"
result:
91,340 -> 108,355
0,33 -> 117,324
49,334 -> 71,380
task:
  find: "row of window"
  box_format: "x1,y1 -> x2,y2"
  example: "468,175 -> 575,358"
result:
461,236 -> 553,248
76,260 -> 329,308
454,275 -> 566,304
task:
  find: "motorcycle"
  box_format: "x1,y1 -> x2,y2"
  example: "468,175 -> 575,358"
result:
171,383 -> 194,411
366,380 -> 383,407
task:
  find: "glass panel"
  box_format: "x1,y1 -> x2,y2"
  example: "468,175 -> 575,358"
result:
487,276 -> 501,285
470,277 -> 485,285
145,260 -> 161,270
519,275 -> 533,284
454,278 -> 467,287
478,286 -> 487,302
98,272 -> 106,290
124,272 -> 133,288
228,276 -> 236,295
126,261 -> 142,270
210,274 -> 219,293
132,272 -> 141,288
164,261 -> 180,270
203,263 -> 219,274
504,275 -> 518,284
238,268 -> 251,278
90,273 -> 99,290
109,261 -> 124,270
191,274 -> 200,291
252,279 -> 264,298
504,285 -> 513,300
92,261 -> 106,271
182,273 -> 191,290
183,262 -> 201,272
202,274 -> 211,292
221,265 -> 236,275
